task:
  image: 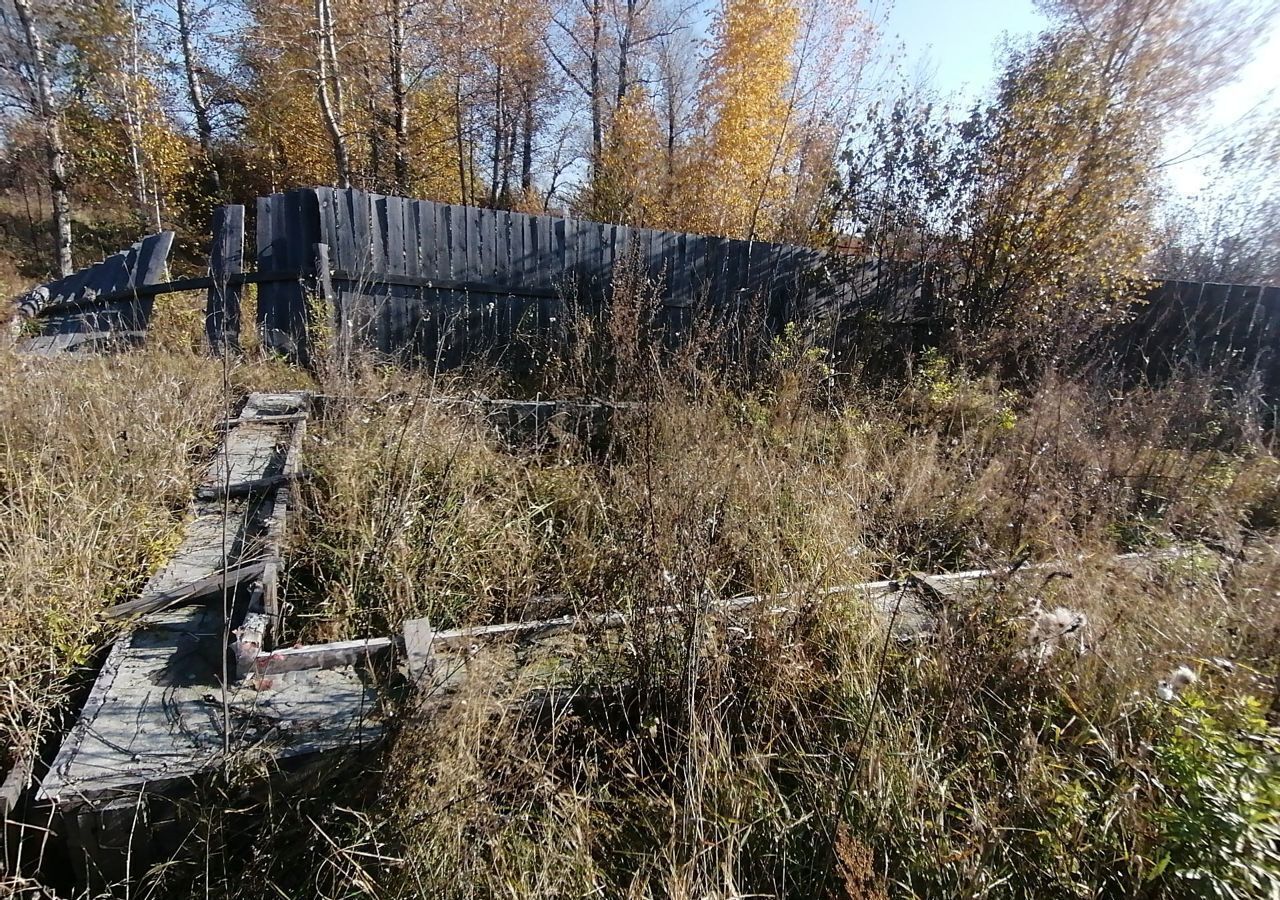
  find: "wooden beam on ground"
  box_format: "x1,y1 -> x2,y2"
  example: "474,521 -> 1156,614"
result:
260,400 -> 307,645
21,330 -> 149,355
253,637 -> 394,675
425,547 -> 1188,652
40,391 -> 328,815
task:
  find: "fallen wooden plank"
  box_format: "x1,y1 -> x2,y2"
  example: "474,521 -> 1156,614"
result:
21,330 -> 149,355
312,393 -> 642,413
16,233 -> 174,319
281,412 -> 307,478
426,547 -> 1188,651
40,629 -> 134,803
39,601 -> 383,804
39,390 -> 319,811
199,393 -> 310,496
426,581 -> 915,651
103,560 -> 269,620
28,270 -> 301,319
259,411 -> 306,644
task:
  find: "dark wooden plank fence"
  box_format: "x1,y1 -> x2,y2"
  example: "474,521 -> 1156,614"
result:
16,233 -> 174,355
12,187 -> 1280,395
255,187 -> 844,367
1106,280 -> 1280,391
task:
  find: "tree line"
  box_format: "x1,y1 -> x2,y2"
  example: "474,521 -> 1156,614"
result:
0,0 -> 876,260
0,0 -> 1276,356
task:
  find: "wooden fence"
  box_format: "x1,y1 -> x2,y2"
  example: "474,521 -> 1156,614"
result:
1106,280 -> 1280,390
13,187 -> 1280,394
253,187 -> 853,367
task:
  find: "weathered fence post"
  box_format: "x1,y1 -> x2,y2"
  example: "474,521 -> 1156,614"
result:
313,242 -> 347,374
206,204 -> 245,355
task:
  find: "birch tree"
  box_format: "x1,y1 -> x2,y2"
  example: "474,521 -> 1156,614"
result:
388,0 -> 408,191
314,0 -> 351,186
175,0 -> 220,194
62,0 -> 188,232
688,0 -> 801,239
7,0 -> 72,274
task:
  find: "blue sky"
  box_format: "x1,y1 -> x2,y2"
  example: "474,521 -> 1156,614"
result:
878,0 -> 1280,197
880,0 -> 1045,103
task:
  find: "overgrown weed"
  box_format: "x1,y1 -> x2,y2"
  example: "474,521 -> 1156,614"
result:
6,274 -> 1279,898
260,275 -> 1280,898
0,348 -> 224,769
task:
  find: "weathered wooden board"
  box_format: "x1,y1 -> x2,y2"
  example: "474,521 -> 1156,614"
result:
256,192 -> 320,363
35,391 -> 378,806
39,596 -> 382,803
418,548 -> 1189,700
200,395 -> 303,494
1107,280 -> 1280,390
206,205 -> 245,355
104,559 -> 268,620
255,637 -> 395,675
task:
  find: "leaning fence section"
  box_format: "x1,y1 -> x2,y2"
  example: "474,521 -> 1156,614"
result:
15,232 -> 174,355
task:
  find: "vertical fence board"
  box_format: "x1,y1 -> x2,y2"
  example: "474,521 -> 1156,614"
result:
516,213 -> 536,342
496,210 -> 514,348
404,198 -> 424,356
582,220 -> 600,300
481,208 -> 498,348
255,193 -> 282,349
643,228 -> 659,290
206,205 -> 245,354
550,217 -> 567,331
378,195 -> 398,353
447,204 -> 468,364
315,242 -> 347,370
420,202 -> 438,363
413,199 -> 436,360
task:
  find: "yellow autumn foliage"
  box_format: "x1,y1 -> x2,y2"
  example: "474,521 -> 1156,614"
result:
958,31 -> 1159,351
687,0 -> 801,240
589,87 -> 669,225
59,0 -> 197,227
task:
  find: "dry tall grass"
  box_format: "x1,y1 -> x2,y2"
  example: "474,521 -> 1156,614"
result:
3,279 -> 1278,898
0,349 -> 226,770
258,303 -> 1280,898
